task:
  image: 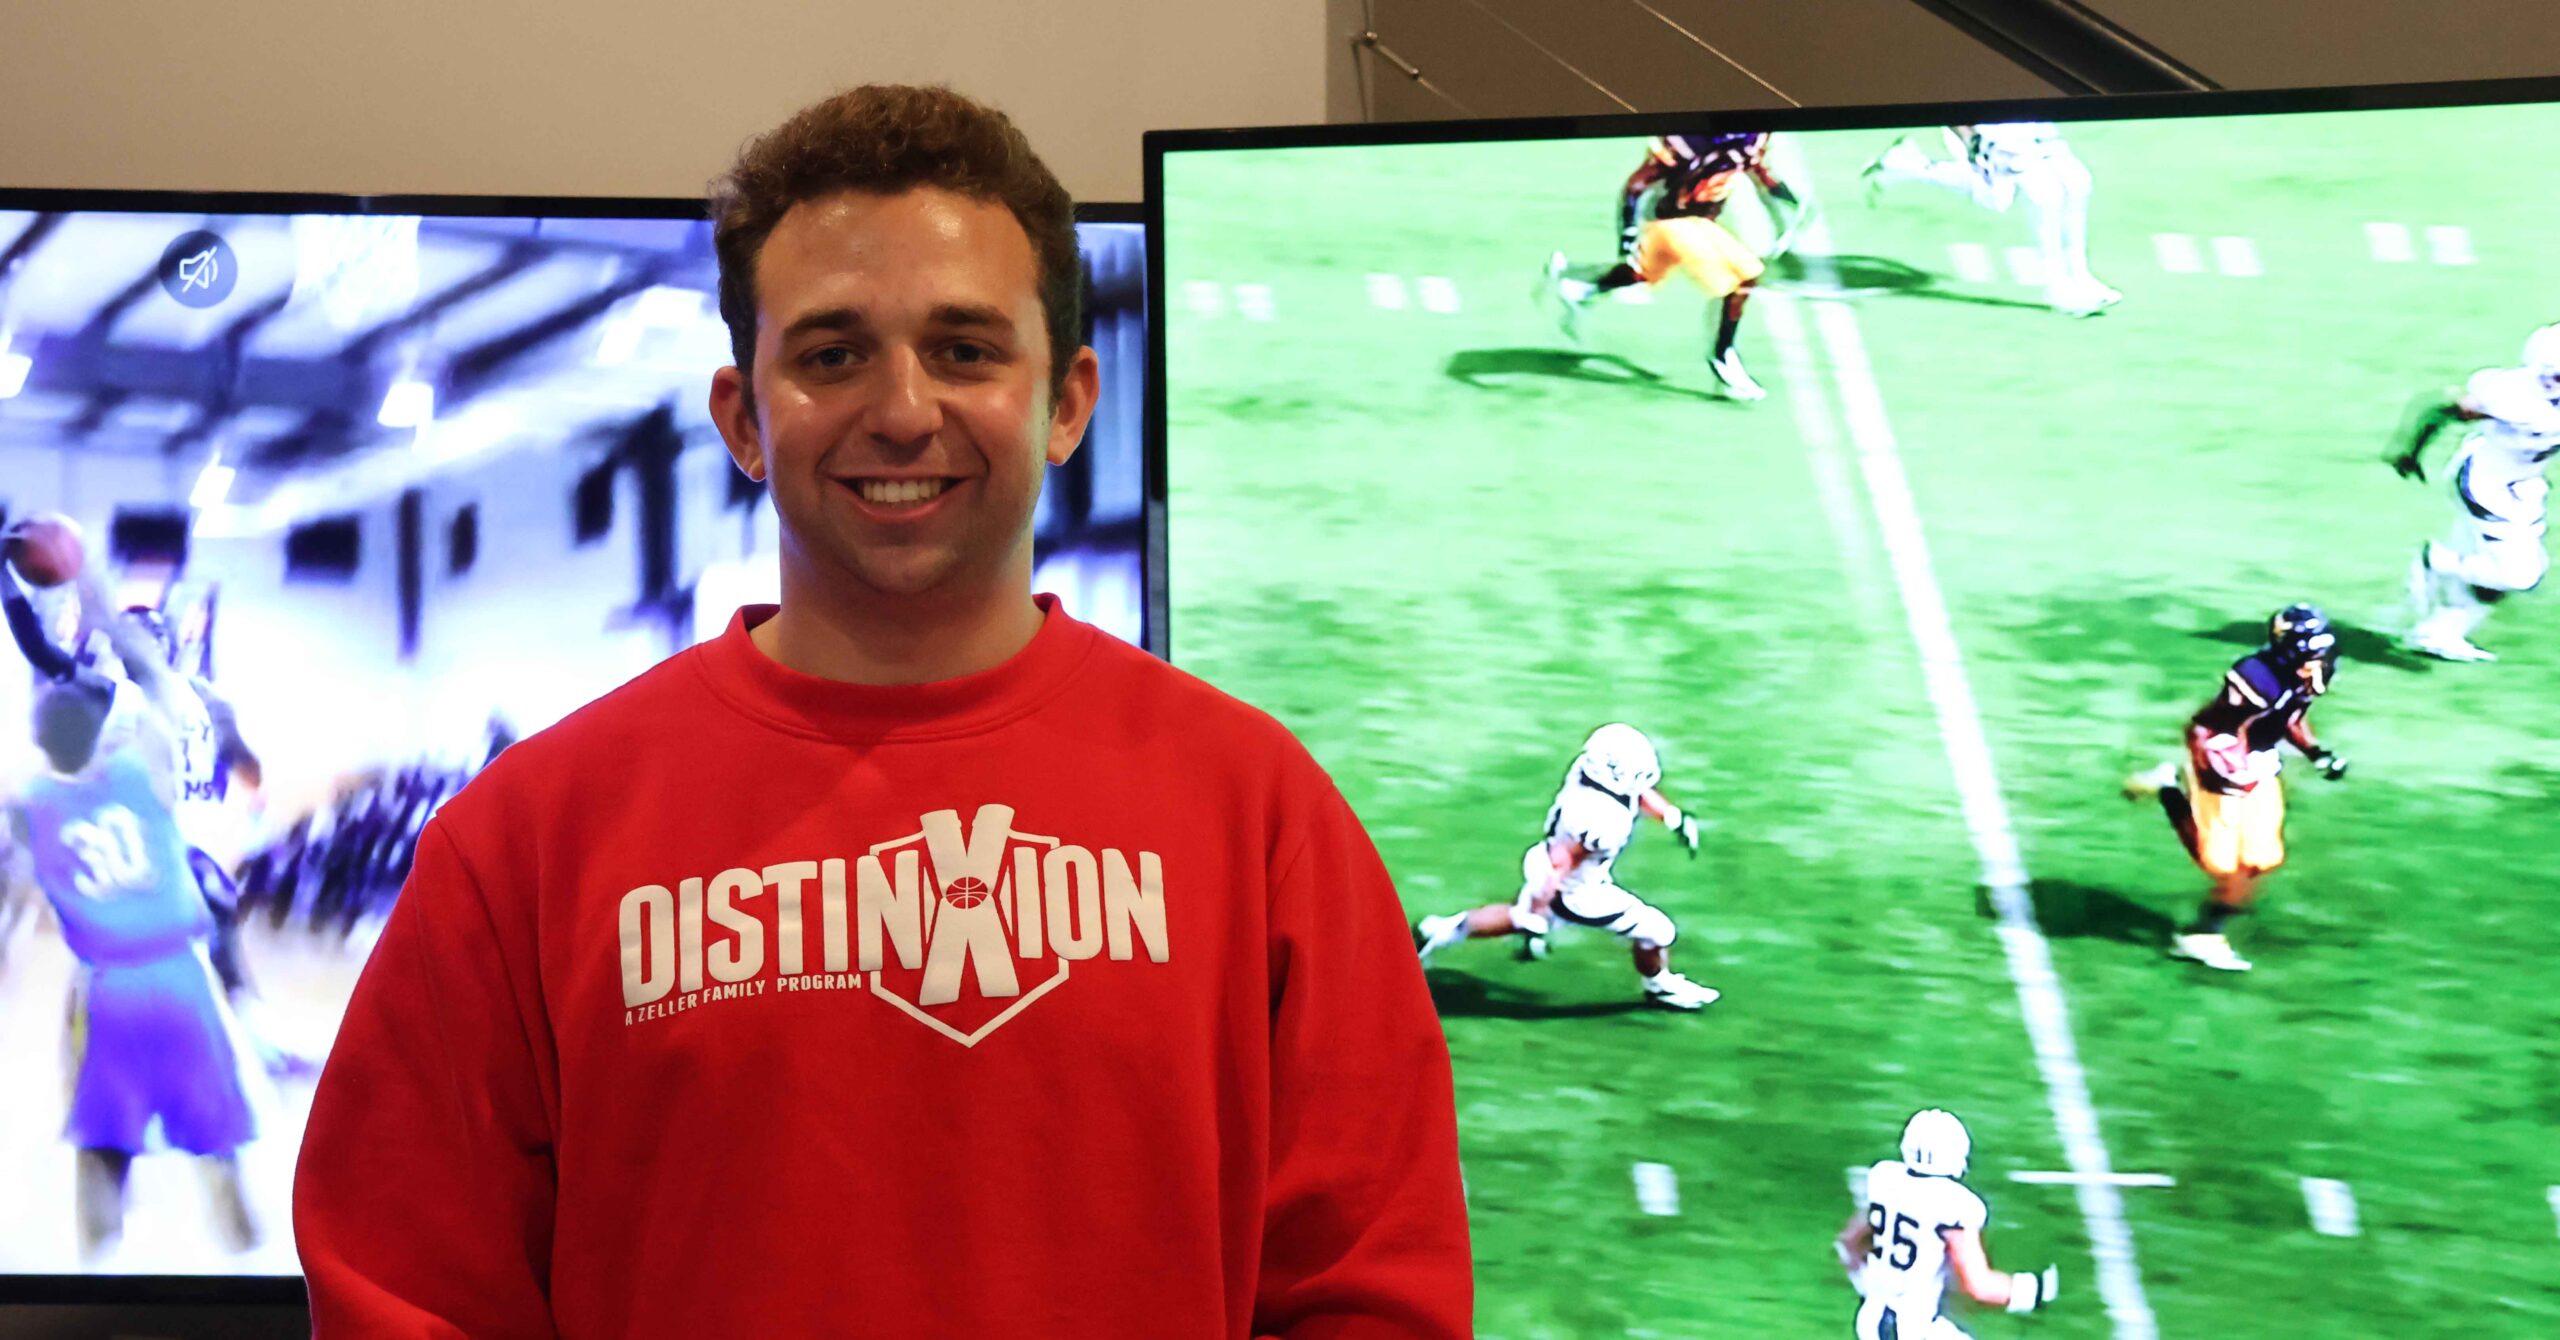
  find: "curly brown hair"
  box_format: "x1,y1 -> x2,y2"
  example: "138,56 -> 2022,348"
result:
709,84 -> 1080,403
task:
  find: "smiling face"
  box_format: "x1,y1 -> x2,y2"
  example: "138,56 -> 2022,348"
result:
711,186 -> 1096,606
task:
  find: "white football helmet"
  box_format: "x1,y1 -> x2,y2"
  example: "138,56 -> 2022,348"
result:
1577,723 -> 1662,797
2521,322 -> 2560,394
1901,1108 -> 1972,1179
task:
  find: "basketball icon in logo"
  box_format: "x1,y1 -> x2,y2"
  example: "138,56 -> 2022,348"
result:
942,876 -> 992,909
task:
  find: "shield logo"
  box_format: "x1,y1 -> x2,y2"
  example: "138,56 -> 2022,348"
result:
864,807 -> 1071,1047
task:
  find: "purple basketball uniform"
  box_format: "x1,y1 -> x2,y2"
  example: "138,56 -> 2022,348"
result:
19,752 -> 255,1154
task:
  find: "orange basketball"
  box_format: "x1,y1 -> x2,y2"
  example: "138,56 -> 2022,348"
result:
4,514 -> 84,588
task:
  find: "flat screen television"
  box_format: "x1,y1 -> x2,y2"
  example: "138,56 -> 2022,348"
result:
1150,77 -> 2560,1339
0,191 -> 1146,1299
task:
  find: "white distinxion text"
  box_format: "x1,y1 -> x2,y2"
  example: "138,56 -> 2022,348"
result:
615,805 -> 1170,1034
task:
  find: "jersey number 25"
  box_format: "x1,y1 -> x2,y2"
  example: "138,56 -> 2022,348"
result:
1866,1202 -> 1922,1270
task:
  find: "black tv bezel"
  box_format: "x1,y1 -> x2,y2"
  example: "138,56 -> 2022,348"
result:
0,191 -> 1142,1308
1137,72 -> 2560,660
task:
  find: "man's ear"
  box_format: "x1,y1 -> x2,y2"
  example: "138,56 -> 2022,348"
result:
710,364 -> 766,482
1044,344 -> 1102,467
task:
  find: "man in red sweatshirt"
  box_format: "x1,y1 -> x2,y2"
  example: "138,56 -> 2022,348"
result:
293,85 -> 1473,1337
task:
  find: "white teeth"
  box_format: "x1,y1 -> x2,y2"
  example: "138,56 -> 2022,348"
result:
854,478 -> 948,505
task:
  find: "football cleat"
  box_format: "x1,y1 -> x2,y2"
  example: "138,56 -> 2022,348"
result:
1710,349 -> 1768,401
2410,630 -> 2497,663
1414,912 -> 1468,965
2169,932 -> 2253,972
2053,281 -> 2123,318
2121,760 -> 2180,801
1641,971 -> 1721,1011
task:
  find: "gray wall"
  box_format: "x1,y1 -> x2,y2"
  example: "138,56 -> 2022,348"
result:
0,0 -> 1328,205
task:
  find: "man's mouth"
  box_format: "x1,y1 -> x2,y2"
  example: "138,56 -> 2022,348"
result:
845,477 -> 956,508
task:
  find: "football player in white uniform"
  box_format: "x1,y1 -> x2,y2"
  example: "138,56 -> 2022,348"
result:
1413,723 -> 1720,1010
1835,1110 -> 2059,1339
2390,323 -> 2560,662
1860,122 -> 2119,318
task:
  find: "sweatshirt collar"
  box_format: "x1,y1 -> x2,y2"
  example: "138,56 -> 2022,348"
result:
691,593 -> 1097,742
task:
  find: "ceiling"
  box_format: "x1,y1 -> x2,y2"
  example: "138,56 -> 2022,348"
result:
1333,0 -> 2560,121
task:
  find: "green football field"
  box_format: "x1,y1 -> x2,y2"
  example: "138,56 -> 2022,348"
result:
1162,102 -> 2560,1339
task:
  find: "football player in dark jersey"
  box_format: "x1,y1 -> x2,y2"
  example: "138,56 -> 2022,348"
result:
1543,132 -> 1804,401
2123,605 -> 2347,971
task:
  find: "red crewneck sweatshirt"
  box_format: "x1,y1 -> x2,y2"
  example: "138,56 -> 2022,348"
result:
294,598 -> 1471,1338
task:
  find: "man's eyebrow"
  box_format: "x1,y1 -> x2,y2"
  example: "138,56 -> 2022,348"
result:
779,307 -> 864,342
930,303 -> 1014,332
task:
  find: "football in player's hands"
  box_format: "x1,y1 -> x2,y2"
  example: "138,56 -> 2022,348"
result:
2196,732 -> 2267,789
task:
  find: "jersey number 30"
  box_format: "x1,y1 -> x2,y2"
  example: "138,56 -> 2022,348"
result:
63,806 -> 154,899
1866,1202 -> 1922,1270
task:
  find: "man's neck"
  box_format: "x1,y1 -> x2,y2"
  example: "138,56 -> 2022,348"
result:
750,570 -> 1045,687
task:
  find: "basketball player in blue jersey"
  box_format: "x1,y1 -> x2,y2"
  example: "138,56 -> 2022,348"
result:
7,549 -> 270,1009
9,620 -> 262,1258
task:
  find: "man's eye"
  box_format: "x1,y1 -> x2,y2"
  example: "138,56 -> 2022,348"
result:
807,347 -> 854,370
946,342 -> 994,365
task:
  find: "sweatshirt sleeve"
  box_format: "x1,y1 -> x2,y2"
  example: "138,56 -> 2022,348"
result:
1252,779 -> 1474,1339
295,818 -> 560,1339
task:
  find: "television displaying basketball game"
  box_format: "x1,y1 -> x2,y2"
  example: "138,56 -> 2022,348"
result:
1152,80 -> 2560,1338
0,197 -> 1145,1284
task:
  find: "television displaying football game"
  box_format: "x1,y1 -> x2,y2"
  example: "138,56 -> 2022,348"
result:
0,196 -> 1146,1284
1155,82 -> 2560,1338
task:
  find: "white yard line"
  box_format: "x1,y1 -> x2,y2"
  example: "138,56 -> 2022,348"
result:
2364,222 -> 2415,263
1761,294 -> 1892,634
1771,137 -> 2159,1340
2300,1178 -> 2360,1237
1948,242 -> 1996,283
2424,225 -> 2476,266
2011,1171 -> 2178,1188
2003,244 -> 2050,287
2151,233 -> 2203,274
2210,236 -> 2262,277
1632,1161 -> 1682,1216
